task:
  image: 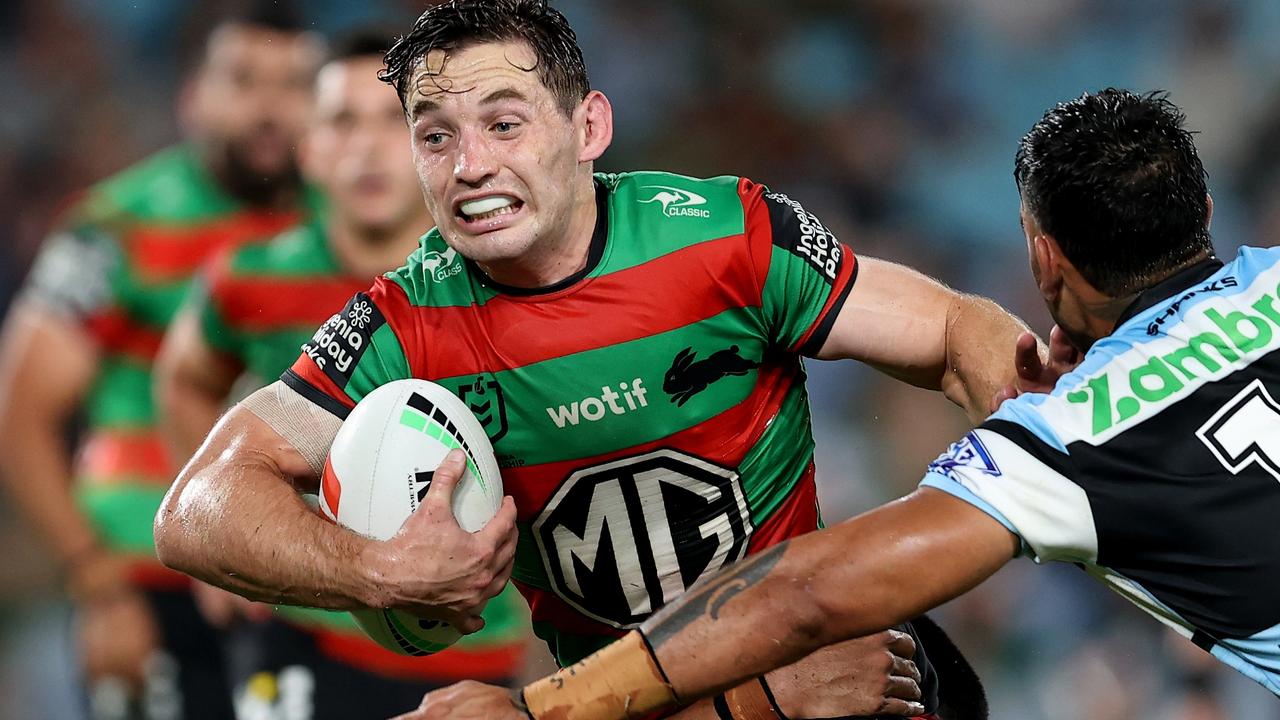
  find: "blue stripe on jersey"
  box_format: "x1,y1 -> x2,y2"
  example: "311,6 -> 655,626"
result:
988,399 -> 1068,453
1213,624 -> 1280,695
920,473 -> 1019,536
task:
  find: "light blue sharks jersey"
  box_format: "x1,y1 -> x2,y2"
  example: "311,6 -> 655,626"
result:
924,246 -> 1280,696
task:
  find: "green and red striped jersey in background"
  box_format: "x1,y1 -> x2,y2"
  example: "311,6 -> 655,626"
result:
191,222 -> 528,682
284,171 -> 857,666
23,144 -> 308,589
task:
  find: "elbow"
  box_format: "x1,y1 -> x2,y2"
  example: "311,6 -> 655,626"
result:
152,486 -> 193,574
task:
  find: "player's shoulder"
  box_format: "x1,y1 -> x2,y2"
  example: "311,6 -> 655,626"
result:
590,171 -> 753,270
72,144 -> 222,226
222,222 -> 335,279
995,246 -> 1280,452
380,228 -> 477,310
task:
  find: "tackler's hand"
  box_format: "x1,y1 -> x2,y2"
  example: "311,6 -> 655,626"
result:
991,326 -> 1081,411
766,628 -> 925,718
393,680 -> 528,720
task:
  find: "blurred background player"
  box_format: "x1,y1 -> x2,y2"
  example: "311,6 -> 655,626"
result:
0,3 -> 322,718
153,30 -> 532,719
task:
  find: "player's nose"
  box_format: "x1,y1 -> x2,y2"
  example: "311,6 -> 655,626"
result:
452,130 -> 498,187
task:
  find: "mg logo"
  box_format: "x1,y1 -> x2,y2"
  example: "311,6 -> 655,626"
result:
532,449 -> 752,628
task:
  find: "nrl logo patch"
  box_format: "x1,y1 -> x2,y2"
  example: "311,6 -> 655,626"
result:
455,374 -> 508,442
641,185 -> 711,218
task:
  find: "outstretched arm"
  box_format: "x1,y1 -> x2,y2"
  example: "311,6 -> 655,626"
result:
819,257 -> 1039,422
406,489 -> 1017,720
640,489 -> 1015,703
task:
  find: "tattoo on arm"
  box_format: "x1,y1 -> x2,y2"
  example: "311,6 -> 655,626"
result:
643,542 -> 789,649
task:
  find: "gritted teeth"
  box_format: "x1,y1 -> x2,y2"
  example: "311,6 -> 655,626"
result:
459,195 -> 518,219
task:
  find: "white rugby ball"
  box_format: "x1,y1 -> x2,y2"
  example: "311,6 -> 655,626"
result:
318,378 -> 503,656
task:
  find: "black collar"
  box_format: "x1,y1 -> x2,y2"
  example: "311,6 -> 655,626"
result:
473,181 -> 609,297
1114,256 -> 1225,328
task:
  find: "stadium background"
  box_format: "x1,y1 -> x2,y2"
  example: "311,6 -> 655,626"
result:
2,0 -> 1280,717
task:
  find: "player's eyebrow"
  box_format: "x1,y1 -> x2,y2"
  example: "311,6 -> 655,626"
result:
408,97 -> 441,121
481,88 -> 530,105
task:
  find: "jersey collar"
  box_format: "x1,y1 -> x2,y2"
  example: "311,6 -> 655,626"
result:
472,181 -> 609,297
1114,255 -> 1226,328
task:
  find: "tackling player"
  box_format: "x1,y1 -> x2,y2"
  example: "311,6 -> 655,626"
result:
0,5 -> 321,718
154,30 -> 531,719
154,1 -> 1045,717
406,89 -> 1280,719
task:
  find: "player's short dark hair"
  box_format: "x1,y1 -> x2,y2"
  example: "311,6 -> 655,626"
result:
912,615 -> 989,720
221,0 -> 307,34
181,0 -> 311,75
1014,89 -> 1213,297
380,0 -> 590,116
327,28 -> 397,65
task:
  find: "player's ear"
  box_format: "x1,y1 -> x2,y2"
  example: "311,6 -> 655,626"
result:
1205,193 -> 1214,232
1032,232 -> 1065,300
576,90 -> 613,163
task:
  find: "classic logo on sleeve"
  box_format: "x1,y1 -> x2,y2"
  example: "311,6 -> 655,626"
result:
301,293 -> 387,390
763,191 -> 843,283
641,186 -> 711,219
929,431 -> 1002,481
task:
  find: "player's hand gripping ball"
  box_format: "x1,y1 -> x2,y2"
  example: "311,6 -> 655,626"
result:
320,379 -> 505,655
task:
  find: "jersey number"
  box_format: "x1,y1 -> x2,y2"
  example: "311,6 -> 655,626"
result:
1197,379 -> 1280,482
532,449 -> 754,628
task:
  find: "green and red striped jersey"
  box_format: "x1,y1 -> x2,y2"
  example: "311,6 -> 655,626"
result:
23,144 -> 307,586
191,221 -> 528,681
284,172 -> 855,666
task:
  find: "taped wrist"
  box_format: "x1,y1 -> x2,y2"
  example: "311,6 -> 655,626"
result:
714,677 -> 786,720
523,632 -> 676,720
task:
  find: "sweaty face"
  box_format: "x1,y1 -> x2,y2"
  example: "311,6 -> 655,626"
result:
190,24 -> 321,190
305,57 -> 424,235
405,41 -> 584,264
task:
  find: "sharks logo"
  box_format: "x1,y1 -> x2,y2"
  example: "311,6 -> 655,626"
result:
423,246 -> 461,283
455,374 -> 508,442
664,345 -> 759,407
641,186 -> 711,218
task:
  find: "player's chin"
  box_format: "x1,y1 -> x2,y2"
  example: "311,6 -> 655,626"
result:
447,223 -> 535,261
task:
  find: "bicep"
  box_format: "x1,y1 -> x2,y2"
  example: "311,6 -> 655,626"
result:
815,257 -> 956,388
0,302 -> 98,425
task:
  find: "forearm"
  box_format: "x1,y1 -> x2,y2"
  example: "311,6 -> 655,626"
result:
154,406 -> 382,609
0,420 -> 100,564
519,491 -> 1015,720
644,492 -> 1011,704
941,294 -> 1037,422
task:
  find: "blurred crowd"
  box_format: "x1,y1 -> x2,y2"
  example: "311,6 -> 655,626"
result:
3,0 -> 1280,717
